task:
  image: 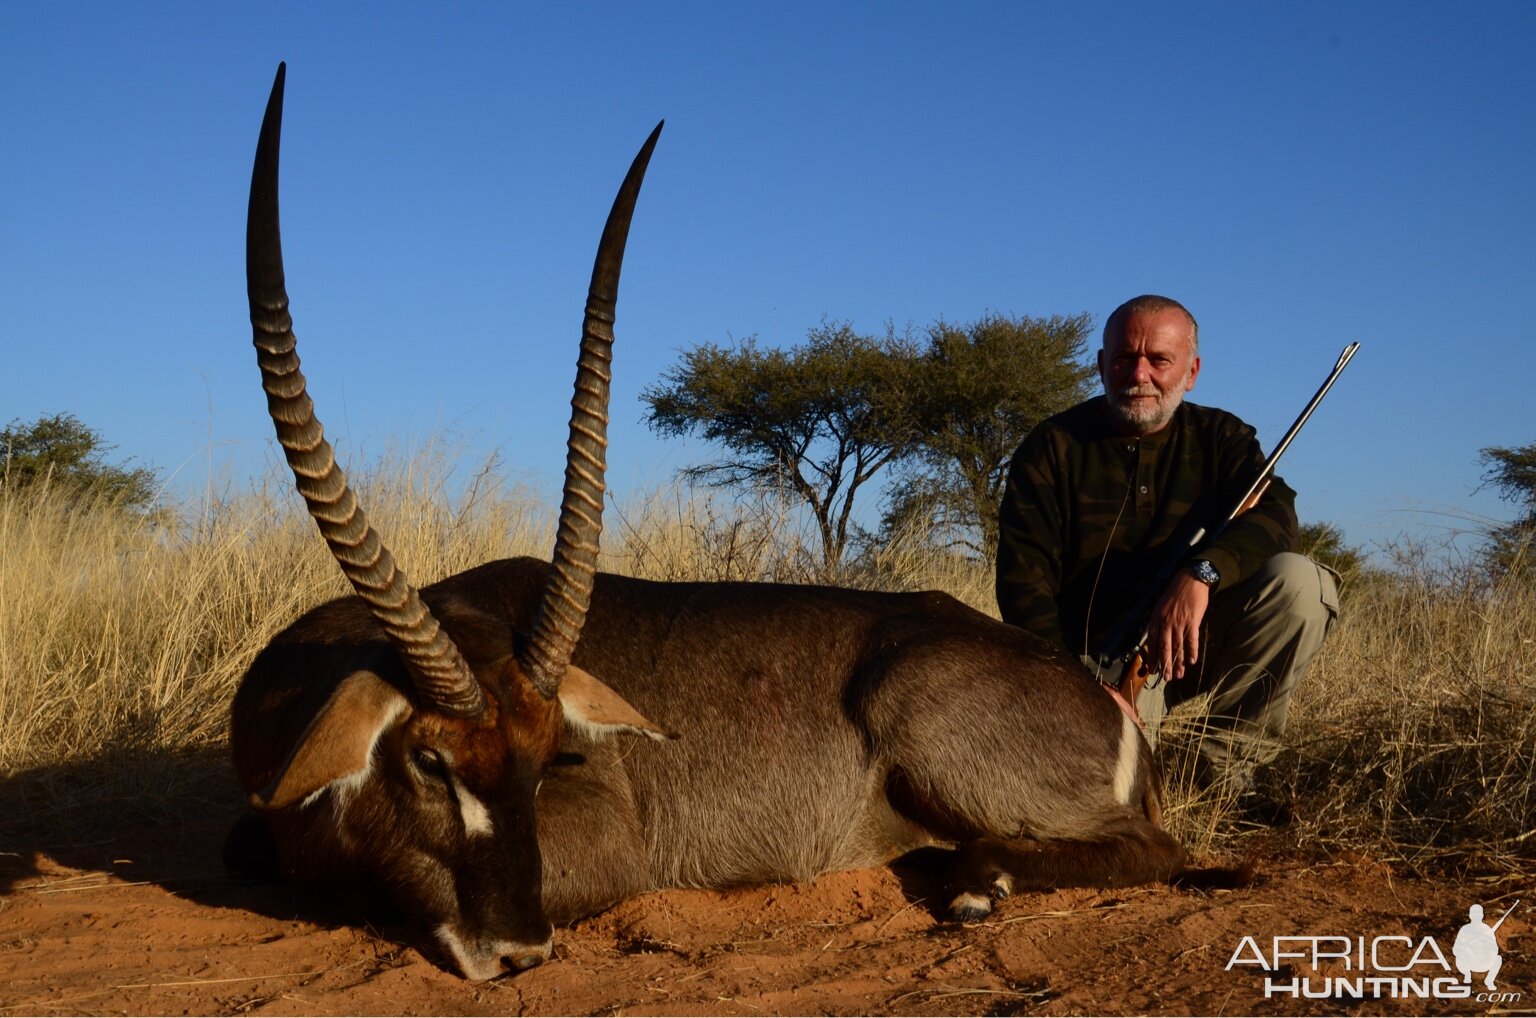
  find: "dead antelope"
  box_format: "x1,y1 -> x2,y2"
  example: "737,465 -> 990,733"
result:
228,64 -> 1200,981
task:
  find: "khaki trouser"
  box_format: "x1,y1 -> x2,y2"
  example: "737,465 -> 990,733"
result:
1133,552 -> 1341,791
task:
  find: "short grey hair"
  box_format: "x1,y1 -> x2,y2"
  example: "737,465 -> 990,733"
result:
1103,295 -> 1198,354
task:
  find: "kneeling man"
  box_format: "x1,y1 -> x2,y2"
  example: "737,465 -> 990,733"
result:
996,294 -> 1339,798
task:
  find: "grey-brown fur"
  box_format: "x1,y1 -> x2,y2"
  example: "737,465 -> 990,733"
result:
230,558 -> 1185,961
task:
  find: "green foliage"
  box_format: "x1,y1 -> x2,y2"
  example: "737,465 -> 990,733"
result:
0,412 -> 158,511
1482,526 -> 1535,582
1478,442 -> 1536,578
643,322 -> 922,568
884,312 -> 1097,557
1480,442 -> 1536,514
1297,521 -> 1364,583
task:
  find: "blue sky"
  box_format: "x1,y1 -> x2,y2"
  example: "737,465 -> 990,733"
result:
3,2 -> 1532,560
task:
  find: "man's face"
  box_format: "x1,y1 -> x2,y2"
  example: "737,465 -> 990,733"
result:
1098,308 -> 1201,435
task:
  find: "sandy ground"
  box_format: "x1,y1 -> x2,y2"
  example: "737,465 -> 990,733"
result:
1,805 -> 1529,1018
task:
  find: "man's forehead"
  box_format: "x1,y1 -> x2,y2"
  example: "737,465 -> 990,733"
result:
1106,309 -> 1194,351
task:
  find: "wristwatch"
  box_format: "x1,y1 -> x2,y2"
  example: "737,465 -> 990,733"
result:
1186,559 -> 1220,587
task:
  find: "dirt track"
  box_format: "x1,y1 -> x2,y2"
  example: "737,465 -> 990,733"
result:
2,809 -> 1529,1017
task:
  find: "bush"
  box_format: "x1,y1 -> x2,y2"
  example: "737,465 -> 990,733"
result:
1,412 -> 157,510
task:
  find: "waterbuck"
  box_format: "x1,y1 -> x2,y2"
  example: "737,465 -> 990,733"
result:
228,65 -> 1195,981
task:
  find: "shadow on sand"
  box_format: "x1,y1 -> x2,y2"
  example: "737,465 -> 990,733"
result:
0,745 -> 966,975
0,746 -> 408,938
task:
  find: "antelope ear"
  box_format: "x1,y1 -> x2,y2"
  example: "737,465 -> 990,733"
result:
558,665 -> 676,742
254,671 -> 411,810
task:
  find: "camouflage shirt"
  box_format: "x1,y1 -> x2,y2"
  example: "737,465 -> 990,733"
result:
995,396 -> 1297,657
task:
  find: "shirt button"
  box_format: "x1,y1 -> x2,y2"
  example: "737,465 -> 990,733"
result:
1139,485 -> 1148,493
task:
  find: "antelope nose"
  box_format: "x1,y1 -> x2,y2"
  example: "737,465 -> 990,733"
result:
506,940 -> 552,972
508,951 -> 545,972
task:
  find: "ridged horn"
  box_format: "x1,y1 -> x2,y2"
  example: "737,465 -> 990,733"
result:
246,63 -> 487,719
519,121 -> 663,699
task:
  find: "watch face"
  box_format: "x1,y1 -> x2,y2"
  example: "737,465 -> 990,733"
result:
1190,560 -> 1220,586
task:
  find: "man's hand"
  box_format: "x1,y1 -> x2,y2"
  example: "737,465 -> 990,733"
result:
1147,570 -> 1210,681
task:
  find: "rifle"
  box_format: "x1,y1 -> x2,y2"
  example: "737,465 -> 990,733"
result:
1491,900 -> 1520,933
1094,342 -> 1360,716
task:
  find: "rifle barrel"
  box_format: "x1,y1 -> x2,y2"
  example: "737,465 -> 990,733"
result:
1227,341 -> 1359,528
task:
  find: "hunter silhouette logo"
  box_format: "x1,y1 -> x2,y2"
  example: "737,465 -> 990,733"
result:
1454,901 -> 1516,991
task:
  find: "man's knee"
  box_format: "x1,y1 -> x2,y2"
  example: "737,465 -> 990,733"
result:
1246,552 -> 1339,628
1198,551 -> 1339,686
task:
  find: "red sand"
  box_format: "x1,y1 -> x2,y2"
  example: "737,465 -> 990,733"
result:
1,818 -> 1527,1016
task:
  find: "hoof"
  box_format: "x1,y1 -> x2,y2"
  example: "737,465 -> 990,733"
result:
947,891 -> 993,922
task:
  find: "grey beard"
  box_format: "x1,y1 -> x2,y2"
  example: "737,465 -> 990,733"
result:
1105,387 -> 1183,433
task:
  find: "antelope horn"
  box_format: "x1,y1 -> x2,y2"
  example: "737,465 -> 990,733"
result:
520,121 -> 663,699
246,63 -> 486,719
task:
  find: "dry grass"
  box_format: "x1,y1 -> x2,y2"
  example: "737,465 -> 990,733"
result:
1262,559 -> 1535,873
1,454 -> 1532,876
1158,550 -> 1536,877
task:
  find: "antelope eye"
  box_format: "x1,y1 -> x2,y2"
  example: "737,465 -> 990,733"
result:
411,747 -> 450,782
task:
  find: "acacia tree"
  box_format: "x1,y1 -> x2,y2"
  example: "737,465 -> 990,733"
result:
883,312 -> 1097,557
1478,441 -> 1536,575
643,322 -> 921,568
0,412 -> 157,510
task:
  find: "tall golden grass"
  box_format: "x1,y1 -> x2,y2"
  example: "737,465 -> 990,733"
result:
1248,551 -> 1536,874
1,451 -> 1531,874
